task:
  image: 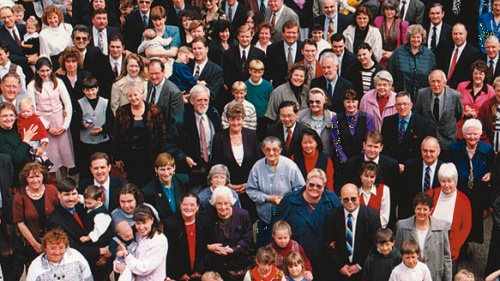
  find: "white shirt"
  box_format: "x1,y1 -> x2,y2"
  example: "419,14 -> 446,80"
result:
488,54 -> 499,74
323,13 -> 338,40
283,41 -> 298,63
399,0 -> 409,21
432,191 -> 456,229
239,45 -> 250,60
194,58 -> 208,76
110,56 -> 123,76
389,261 -> 432,281
94,176 -> 110,209
195,113 -> 213,158
5,25 -> 20,42
271,5 -> 284,24
427,22 -> 442,49
448,43 -> 467,74
364,154 -> 380,164
226,1 -> 239,21
421,161 -> 437,191
150,78 -> 165,104
282,122 -> 297,142
344,206 -> 360,263
93,26 -> 109,55
359,184 -> 391,228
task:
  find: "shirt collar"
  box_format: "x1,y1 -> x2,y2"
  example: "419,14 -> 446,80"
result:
344,205 -> 360,219
94,175 -> 110,189
364,155 -> 380,164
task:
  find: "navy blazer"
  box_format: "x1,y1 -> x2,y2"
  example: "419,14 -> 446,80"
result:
0,24 -> 32,81
223,45 -> 265,88
381,113 -> 431,162
266,121 -> 308,158
265,40 -> 304,88
324,205 -> 381,280
310,75 -> 353,114
221,1 -> 249,32
189,59 -> 224,106
78,176 -> 127,212
423,21 -> 452,52
166,2 -> 200,26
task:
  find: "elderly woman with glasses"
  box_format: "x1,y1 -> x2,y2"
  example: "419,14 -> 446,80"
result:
274,168 -> 341,281
198,164 -> 241,210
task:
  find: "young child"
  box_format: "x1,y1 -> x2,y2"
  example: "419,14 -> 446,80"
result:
137,28 -> 173,56
357,161 -> 391,228
12,4 -> 25,24
244,59 -> 274,140
169,46 -> 203,99
363,228 -> 402,281
455,269 -> 475,281
80,185 -> 114,247
268,220 -> 313,280
17,98 -> 53,169
283,251 -> 309,281
389,239 -> 432,281
109,220 -> 138,281
119,0 -> 134,27
21,16 -> 40,56
221,81 -> 257,130
201,271 -> 223,281
310,23 -> 331,57
243,247 -> 286,281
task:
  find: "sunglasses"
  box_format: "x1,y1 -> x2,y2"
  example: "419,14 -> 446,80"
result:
342,197 -> 358,203
74,36 -> 89,41
307,182 -> 324,189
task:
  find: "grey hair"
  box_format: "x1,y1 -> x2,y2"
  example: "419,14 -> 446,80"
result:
405,24 -> 427,44
462,118 -> 482,136
262,136 -> 282,148
493,76 -> 500,88
373,70 -> 393,86
209,185 -> 237,206
429,69 -> 447,83
189,84 -> 210,99
207,164 -> 231,185
124,82 -> 146,96
437,163 -> 458,183
306,168 -> 327,185
486,35 -> 500,45
319,52 -> 339,66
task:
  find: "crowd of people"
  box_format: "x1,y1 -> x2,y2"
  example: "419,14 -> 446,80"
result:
1,0 -> 500,280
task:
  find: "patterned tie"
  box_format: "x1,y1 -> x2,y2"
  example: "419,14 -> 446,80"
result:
287,46 -> 294,67
200,116 -> 209,162
142,15 -> 148,28
398,119 -> 406,143
424,166 -> 431,191
260,0 -> 266,20
448,48 -> 459,80
433,97 -> 440,122
430,26 -> 437,51
194,65 -> 200,78
271,12 -> 277,31
285,128 -> 292,150
228,6 -> 233,22
346,214 -> 353,256
467,163 -> 474,192
98,31 -> 104,52
241,49 -> 247,71
72,210 -> 84,229
100,185 -> 107,208
327,18 -> 334,40
150,86 -> 157,104
452,0 -> 461,15
113,62 -> 119,77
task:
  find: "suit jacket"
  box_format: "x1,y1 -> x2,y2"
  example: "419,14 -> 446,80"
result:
309,14 -> 353,40
401,0 -> 425,24
72,0 -> 93,25
82,46 -> 104,77
95,54 -> 125,100
381,113 -> 430,162
285,0 -> 313,28
189,59 -> 224,106
324,205 -> 381,280
310,75 -> 353,114
435,42 -> 481,89
398,158 -> 443,219
88,26 -> 121,50
482,53 -> 500,84
147,79 -> 185,125
0,154 -> 13,223
423,21 -> 452,52
266,121 -> 308,157
141,175 -> 188,225
166,3 -> 200,26
223,45 -> 265,88
296,59 -> 323,79
0,24 -> 32,81
264,6 -> 300,43
78,176 -> 127,212
414,87 -> 464,150
122,10 -> 154,52
221,1 -> 250,32
264,40 -> 304,87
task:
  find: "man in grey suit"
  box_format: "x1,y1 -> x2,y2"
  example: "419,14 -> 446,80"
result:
398,0 -> 424,25
146,58 -> 184,125
0,73 -> 30,113
264,0 -> 300,43
414,70 -> 463,150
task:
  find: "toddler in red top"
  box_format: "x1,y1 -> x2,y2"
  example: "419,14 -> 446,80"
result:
17,98 -> 53,169
243,247 -> 286,281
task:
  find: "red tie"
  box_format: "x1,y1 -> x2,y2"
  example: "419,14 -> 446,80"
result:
100,185 -> 106,207
72,210 -> 84,229
285,128 -> 292,150
448,48 -> 459,80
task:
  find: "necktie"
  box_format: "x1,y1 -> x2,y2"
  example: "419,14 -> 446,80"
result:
100,185 -> 107,207
448,48 -> 459,80
467,165 -> 474,191
98,31 -> 104,52
346,214 -> 353,256
113,62 -> 119,77
328,18 -> 334,40
260,0 -> 266,20
398,119 -> 406,143
200,116 -> 209,162
452,0 -> 461,16
142,15 -> 148,28
488,59 -> 495,84
430,26 -> 437,51
424,166 -> 431,191
327,82 -> 333,99
287,46 -> 294,67
433,97 -> 440,122
228,6 -> 233,22
241,49 -> 247,70
194,65 -> 200,78
285,128 -> 292,150
271,12 -> 276,31
72,210 -> 84,229
150,86 -> 157,104
307,64 -> 314,85
12,29 -> 21,46
400,1 -> 406,19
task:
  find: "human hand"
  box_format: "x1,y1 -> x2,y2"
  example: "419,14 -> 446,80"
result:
482,172 -> 491,182
269,195 -> 283,206
191,272 -> 201,279
80,236 -> 90,243
115,160 -> 124,170
23,124 -> 38,143
179,274 -> 191,281
96,255 -> 108,266
116,262 -> 126,273
90,126 -> 103,135
304,270 -> 313,280
27,54 -> 39,64
340,265 -> 351,276
186,157 -> 197,168
399,164 -> 405,173
347,265 -> 360,275
32,242 -> 43,253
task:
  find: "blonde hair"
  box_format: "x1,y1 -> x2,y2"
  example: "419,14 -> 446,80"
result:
178,46 -> 193,55
18,98 -> 34,111
454,269 -> 475,281
249,59 -> 265,70
25,17 -> 40,32
272,220 -> 292,235
232,81 -> 247,92
201,271 -> 223,281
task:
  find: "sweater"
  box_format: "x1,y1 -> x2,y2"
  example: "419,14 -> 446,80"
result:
362,246 -> 402,281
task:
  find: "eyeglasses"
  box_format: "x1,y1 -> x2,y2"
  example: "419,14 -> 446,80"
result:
307,182 -> 324,189
308,100 -> 322,104
138,0 -> 151,3
74,36 -> 89,41
342,197 -> 358,203
395,102 -> 411,107
264,147 -> 280,153
279,114 -> 295,119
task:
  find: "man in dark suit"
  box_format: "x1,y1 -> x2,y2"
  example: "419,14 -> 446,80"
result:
146,58 -> 185,125
309,0 -> 352,40
166,0 -> 200,26
264,0 -> 300,43
423,3 -> 451,53
311,52 -> 353,113
72,0 -> 93,25
89,9 -> 121,56
398,0 -> 424,24
72,25 -> 105,78
164,84 -> 222,192
266,101 -> 308,157
49,178 -> 112,280
265,20 -> 304,88
78,152 -> 127,212
223,25 -> 265,90
190,37 -> 224,111
122,0 -> 154,52
222,0 -> 250,33
399,136 -> 443,219
484,35 -> 500,85
436,23 -> 481,89
415,70 -> 464,150
435,0 -> 478,47
95,33 -> 125,100
324,183 -> 381,281
381,91 -> 430,162
0,7 -> 35,82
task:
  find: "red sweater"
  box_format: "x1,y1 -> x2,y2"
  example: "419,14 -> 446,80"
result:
268,240 -> 313,272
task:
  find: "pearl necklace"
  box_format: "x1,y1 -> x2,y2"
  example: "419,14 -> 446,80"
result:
26,186 -> 45,199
